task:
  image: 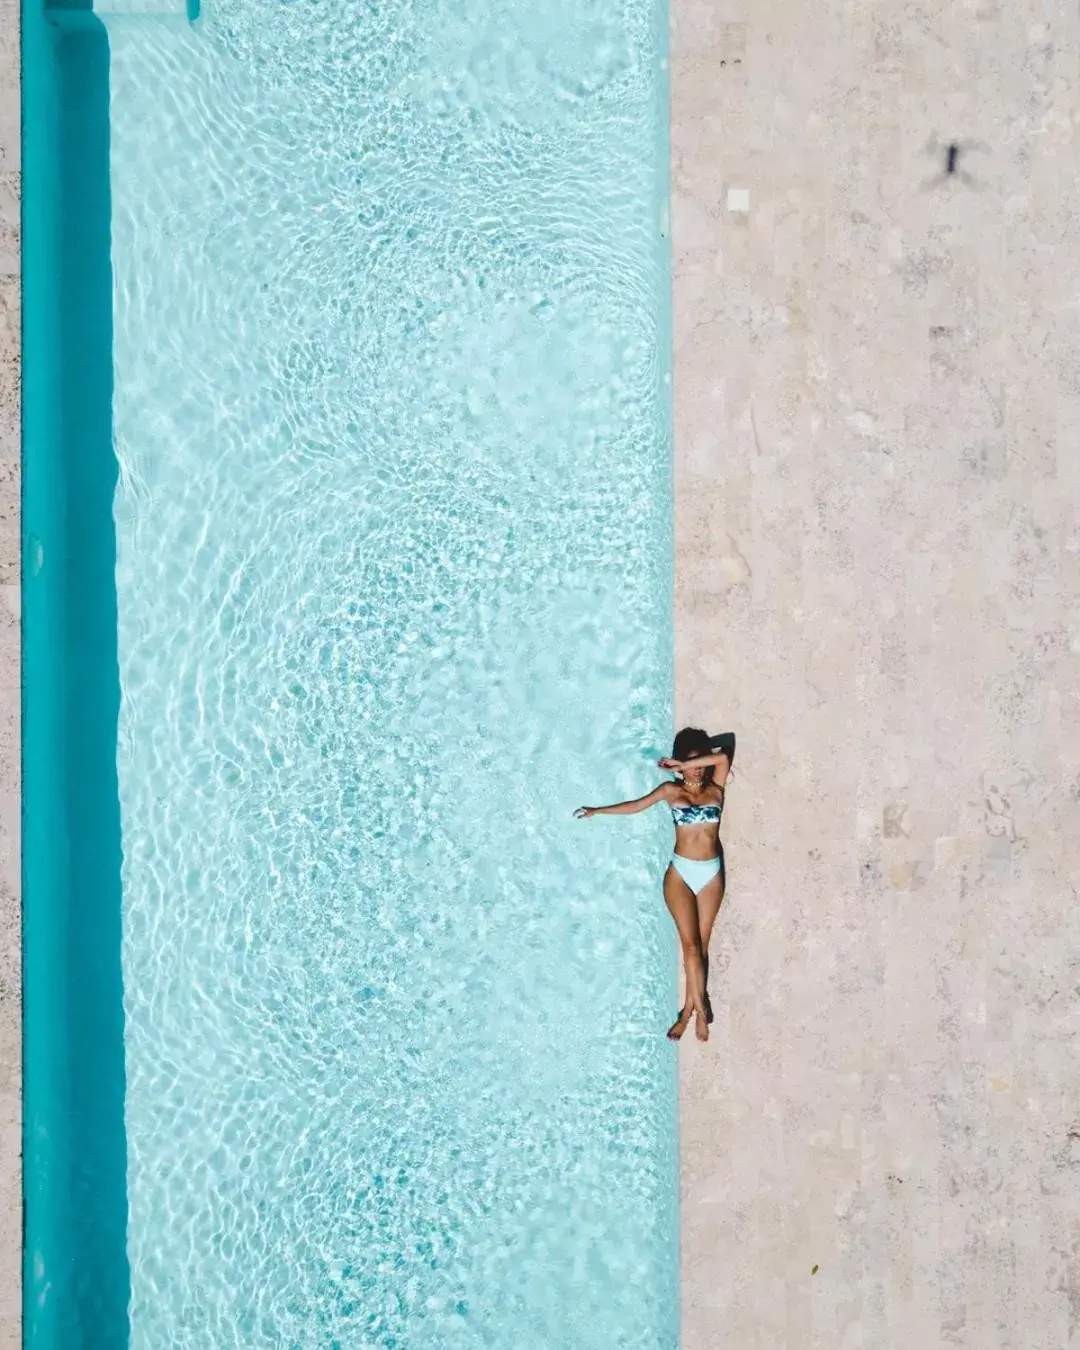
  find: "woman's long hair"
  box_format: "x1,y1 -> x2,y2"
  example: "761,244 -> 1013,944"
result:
672,726 -> 716,785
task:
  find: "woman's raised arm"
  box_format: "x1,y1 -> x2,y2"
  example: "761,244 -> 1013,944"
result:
657,752 -> 731,786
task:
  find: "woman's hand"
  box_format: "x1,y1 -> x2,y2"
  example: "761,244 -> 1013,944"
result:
574,806 -> 599,819
657,758 -> 682,771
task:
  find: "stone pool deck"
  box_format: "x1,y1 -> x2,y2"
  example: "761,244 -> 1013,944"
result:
0,0 -> 17,1340
672,1 -> 1080,1347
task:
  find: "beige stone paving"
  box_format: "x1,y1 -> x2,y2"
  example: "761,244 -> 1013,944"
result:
0,0 -> 17,1339
672,2 -> 1080,1346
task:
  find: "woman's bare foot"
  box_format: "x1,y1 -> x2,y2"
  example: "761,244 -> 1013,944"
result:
695,1008 -> 710,1042
667,1010 -> 690,1040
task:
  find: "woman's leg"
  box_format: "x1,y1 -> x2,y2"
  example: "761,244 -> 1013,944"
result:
694,869 -> 725,1023
663,865 -> 709,1041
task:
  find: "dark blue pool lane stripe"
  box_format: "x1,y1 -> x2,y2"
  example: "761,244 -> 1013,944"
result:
23,2 -> 132,1343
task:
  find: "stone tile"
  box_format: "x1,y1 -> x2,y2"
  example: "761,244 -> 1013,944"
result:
0,176 -> 18,278
0,80 -> 16,180
0,1017 -> 17,1342
0,276 -> 17,458
0,461 -> 14,589
0,572 -> 14,692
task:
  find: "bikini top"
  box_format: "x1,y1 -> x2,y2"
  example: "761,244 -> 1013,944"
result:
670,798 -> 723,827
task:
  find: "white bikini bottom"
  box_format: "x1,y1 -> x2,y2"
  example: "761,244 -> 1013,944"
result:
670,853 -> 722,895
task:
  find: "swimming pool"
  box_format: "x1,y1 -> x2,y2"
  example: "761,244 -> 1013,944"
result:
24,0 -> 675,1343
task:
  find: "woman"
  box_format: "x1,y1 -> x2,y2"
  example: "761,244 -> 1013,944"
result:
574,728 -> 730,1042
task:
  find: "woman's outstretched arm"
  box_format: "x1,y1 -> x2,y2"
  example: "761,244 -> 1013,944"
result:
574,783 -> 672,819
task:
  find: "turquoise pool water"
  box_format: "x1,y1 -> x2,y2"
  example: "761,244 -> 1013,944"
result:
25,0 -> 675,1344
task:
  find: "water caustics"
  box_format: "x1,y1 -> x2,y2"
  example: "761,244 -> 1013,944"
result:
104,0 -> 676,1344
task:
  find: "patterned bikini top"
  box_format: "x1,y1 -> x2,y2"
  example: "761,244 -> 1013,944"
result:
670,797 -> 723,827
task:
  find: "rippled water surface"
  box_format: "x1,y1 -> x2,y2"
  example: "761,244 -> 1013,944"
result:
106,1 -> 674,1344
